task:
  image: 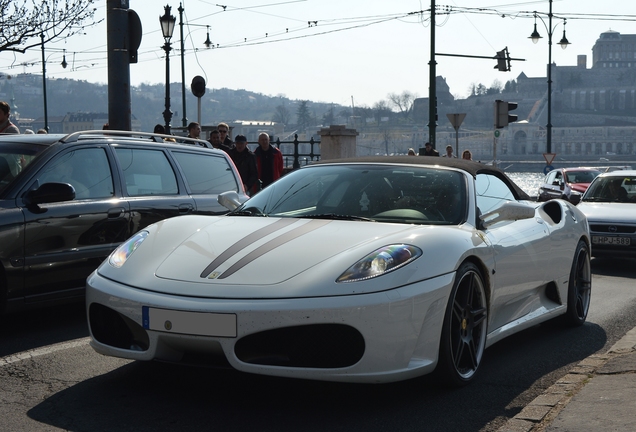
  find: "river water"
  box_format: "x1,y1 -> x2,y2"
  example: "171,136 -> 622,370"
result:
506,172 -> 545,198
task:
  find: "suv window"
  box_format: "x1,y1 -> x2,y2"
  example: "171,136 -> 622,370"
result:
172,151 -> 238,194
115,148 -> 178,196
36,148 -> 114,199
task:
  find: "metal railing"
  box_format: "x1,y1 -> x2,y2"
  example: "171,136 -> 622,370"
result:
249,134 -> 320,170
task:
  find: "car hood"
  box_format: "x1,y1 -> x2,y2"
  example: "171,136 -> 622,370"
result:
577,202 -> 636,223
154,216 -> 414,284
99,215 -> 471,298
569,183 -> 591,193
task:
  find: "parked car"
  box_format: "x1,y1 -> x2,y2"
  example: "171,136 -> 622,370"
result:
577,170 -> 636,258
537,167 -> 601,204
0,130 -> 248,314
86,157 -> 591,385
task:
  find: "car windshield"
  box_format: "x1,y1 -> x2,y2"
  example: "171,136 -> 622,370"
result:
233,164 -> 467,225
582,175 -> 636,203
0,142 -> 45,194
566,170 -> 600,184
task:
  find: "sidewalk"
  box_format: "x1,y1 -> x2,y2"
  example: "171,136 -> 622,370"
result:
499,327 -> 636,432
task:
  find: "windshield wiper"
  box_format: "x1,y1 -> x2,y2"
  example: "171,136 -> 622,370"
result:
582,197 -> 611,203
295,213 -> 375,222
230,210 -> 266,216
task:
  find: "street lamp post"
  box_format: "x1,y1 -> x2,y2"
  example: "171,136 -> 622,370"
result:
40,33 -> 49,132
160,5 -> 176,135
178,3 -> 187,128
529,0 -> 570,154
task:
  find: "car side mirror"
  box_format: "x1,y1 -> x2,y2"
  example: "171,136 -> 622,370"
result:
480,201 -> 536,229
218,190 -> 242,210
23,182 -> 76,206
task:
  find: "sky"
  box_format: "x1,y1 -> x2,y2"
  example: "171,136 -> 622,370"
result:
3,0 -> 635,108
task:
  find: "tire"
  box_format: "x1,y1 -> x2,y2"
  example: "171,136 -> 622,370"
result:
436,262 -> 488,387
561,240 -> 591,326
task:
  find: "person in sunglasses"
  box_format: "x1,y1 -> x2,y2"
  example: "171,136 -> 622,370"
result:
217,122 -> 234,150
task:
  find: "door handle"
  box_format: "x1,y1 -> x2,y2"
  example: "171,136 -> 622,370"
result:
108,207 -> 126,218
179,204 -> 194,214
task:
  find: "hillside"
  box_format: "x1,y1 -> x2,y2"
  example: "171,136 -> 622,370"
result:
1,75 -> 346,132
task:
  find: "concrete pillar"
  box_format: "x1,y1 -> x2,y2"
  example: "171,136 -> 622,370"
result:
318,125 -> 358,160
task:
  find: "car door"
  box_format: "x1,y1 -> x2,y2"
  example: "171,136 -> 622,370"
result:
539,170 -> 558,201
113,146 -> 196,234
546,170 -> 565,200
476,173 -> 552,332
21,146 -> 130,302
170,149 -> 242,214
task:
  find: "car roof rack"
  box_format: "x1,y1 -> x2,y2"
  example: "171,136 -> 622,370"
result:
59,130 -> 213,148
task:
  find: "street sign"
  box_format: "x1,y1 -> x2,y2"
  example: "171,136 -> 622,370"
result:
446,113 -> 466,131
543,153 -> 556,165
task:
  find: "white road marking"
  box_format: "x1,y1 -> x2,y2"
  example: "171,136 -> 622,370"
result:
0,337 -> 91,367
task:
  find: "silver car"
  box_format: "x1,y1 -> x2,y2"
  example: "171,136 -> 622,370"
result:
578,170 -> 636,258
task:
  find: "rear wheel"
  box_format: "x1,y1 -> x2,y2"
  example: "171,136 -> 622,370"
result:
436,262 -> 488,387
562,240 -> 591,326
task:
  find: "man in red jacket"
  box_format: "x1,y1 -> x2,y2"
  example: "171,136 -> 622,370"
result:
254,132 -> 283,192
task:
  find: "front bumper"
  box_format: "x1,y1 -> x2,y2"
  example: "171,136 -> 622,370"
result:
86,271 -> 454,383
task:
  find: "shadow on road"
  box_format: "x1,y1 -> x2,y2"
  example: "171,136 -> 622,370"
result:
591,257 -> 636,278
0,302 -> 87,357
26,321 -> 606,432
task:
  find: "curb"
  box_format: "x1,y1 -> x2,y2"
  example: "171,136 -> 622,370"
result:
497,327 -> 636,432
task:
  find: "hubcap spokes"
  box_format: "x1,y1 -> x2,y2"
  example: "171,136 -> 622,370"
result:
575,249 -> 592,319
451,271 -> 487,378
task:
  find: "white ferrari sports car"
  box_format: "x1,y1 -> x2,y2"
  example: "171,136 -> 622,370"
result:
86,157 -> 592,385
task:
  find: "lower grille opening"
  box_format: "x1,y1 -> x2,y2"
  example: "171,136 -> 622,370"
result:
234,324 -> 365,368
89,303 -> 150,351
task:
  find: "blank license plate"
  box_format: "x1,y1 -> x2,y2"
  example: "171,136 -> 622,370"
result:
592,236 -> 631,246
142,306 -> 236,337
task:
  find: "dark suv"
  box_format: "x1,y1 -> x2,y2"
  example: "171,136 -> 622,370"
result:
0,130 -> 248,313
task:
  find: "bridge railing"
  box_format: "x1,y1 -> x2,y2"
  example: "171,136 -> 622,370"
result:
248,134 -> 321,170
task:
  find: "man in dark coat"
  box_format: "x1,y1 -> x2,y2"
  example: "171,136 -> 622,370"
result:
228,135 -> 258,194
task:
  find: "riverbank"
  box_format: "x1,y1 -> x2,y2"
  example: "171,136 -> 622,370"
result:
489,156 -> 635,173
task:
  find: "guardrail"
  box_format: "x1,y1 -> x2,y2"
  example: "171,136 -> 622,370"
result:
248,134 -> 321,170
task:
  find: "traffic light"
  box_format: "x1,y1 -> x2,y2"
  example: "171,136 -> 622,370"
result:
495,100 -> 518,128
494,49 -> 508,72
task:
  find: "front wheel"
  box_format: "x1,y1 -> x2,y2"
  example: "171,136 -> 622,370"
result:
436,262 -> 488,387
561,240 -> 591,326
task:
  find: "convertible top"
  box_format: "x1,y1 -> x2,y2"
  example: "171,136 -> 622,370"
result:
312,156 -> 531,200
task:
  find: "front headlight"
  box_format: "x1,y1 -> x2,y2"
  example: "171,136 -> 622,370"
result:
109,231 -> 148,268
337,244 -> 422,283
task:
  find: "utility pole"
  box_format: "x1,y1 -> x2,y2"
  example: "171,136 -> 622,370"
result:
428,0 -> 437,149
178,3 -> 187,127
106,0 -> 132,130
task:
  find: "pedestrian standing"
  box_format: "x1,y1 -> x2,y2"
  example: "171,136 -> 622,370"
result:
422,142 -> 439,157
228,135 -> 258,194
217,122 -> 234,149
0,101 -> 20,134
442,145 -> 457,158
208,129 -> 232,152
254,132 -> 283,191
187,122 -> 201,139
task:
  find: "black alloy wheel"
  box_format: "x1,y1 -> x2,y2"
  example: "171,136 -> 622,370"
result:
436,261 -> 488,387
562,240 -> 592,326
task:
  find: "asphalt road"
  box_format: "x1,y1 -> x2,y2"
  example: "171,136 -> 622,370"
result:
1,257 -> 635,432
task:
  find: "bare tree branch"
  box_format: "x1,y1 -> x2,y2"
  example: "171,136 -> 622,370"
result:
387,90 -> 418,122
0,0 -> 99,54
